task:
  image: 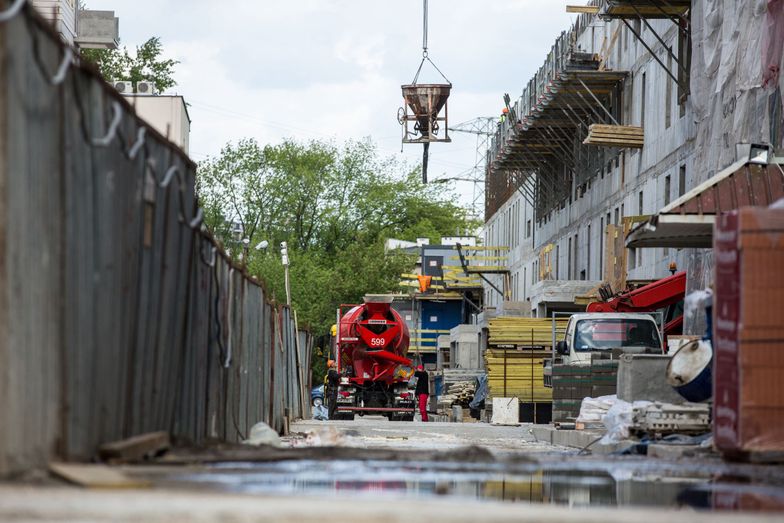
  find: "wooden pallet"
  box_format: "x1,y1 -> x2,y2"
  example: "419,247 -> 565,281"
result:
583,124 -> 644,149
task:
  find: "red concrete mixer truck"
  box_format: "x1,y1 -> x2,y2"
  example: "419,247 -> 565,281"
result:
331,296 -> 416,421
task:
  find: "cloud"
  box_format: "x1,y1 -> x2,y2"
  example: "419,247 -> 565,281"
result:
86,0 -> 576,205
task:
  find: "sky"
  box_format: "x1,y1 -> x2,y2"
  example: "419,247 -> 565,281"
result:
86,0 -> 576,212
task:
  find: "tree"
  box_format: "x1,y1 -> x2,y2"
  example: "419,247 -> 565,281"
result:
198,137 -> 478,336
81,37 -> 179,93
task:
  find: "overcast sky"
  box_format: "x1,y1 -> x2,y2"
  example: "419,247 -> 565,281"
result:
87,0 -> 575,211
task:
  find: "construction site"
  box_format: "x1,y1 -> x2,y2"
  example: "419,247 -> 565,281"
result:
1,0 -> 784,521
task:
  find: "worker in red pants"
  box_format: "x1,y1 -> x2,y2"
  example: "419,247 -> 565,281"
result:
414,365 -> 429,422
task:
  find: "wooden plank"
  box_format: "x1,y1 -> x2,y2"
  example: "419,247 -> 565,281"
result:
566,5 -> 600,14
587,129 -> 644,137
589,124 -> 645,136
98,431 -> 170,462
49,463 -> 150,489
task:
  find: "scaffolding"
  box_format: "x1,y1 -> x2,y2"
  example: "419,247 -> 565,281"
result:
486,22 -> 628,220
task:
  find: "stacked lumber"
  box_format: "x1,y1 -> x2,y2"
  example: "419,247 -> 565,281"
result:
485,349 -> 553,402
487,317 -> 568,349
583,124 -> 644,149
438,380 -> 476,410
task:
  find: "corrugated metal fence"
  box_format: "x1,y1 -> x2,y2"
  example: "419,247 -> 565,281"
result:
0,3 -> 311,475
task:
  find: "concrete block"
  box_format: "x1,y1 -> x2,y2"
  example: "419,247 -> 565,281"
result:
617,354 -> 685,404
491,397 -> 519,425
75,10 -> 119,49
647,444 -> 703,460
450,405 -> 463,423
531,426 -> 554,444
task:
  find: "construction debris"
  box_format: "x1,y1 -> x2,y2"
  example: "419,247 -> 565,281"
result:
632,402 -> 711,436
98,432 -> 170,463
49,463 -> 150,489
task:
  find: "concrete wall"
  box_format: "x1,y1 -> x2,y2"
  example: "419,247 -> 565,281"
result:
31,0 -> 75,43
126,95 -> 191,154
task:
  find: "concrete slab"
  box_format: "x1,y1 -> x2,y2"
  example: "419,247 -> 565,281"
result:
532,426 -> 634,454
647,443 -> 706,460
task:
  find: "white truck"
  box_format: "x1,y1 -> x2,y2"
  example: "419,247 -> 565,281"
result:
554,312 -> 664,366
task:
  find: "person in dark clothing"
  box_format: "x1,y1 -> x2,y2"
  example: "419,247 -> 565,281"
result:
326,360 -> 340,420
414,365 -> 429,422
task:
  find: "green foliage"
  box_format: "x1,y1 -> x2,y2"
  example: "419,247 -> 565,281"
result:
81,37 -> 179,93
198,137 -> 479,340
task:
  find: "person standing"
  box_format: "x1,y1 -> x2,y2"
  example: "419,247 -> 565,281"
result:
326,360 -> 340,420
414,365 -> 429,422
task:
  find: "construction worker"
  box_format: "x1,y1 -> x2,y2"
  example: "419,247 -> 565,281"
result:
414,365 -> 429,422
327,360 -> 340,420
499,106 -> 509,124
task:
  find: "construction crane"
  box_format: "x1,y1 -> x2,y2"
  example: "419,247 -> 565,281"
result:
444,117 -> 496,219
399,0 -> 452,183
587,272 -> 686,337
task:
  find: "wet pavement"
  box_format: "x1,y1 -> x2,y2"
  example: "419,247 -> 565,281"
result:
3,418 -> 784,521
127,418 -> 784,513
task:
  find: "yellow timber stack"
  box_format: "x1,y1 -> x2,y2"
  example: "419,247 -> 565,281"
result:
485,349 -> 552,402
484,317 -> 567,404
487,317 -> 568,348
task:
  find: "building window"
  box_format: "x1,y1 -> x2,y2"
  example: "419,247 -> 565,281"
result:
567,238 -> 572,280
587,224 -> 592,280
599,218 -> 604,279
574,234 -> 579,281
638,191 -> 644,215
664,175 -> 672,206
614,207 -> 620,225
628,247 -> 637,270
665,48 -> 673,129
640,72 -> 646,128
679,165 -> 686,196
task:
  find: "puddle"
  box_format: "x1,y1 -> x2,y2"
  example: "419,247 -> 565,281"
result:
160,459 -> 784,512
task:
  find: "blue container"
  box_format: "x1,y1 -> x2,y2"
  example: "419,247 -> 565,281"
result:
666,339 -> 713,403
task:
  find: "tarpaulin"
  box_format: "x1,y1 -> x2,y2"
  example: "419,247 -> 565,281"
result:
762,0 -> 784,88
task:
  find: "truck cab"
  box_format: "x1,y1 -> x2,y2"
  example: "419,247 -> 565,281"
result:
555,313 -> 663,366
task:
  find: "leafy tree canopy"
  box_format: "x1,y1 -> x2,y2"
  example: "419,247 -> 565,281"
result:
197,137 -> 478,336
81,37 -> 179,93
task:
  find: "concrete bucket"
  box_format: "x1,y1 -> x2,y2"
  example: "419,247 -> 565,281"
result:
401,84 -> 451,141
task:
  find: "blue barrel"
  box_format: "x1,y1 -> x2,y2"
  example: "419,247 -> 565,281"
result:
666,339 -> 713,402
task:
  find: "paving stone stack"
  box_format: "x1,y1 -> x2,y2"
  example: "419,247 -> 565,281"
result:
552,354 -> 620,424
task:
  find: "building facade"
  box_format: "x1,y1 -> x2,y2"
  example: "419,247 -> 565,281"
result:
484,0 -> 783,318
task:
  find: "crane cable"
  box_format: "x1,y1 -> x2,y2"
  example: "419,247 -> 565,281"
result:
411,0 -> 451,85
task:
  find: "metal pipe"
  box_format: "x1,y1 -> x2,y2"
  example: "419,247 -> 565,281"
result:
621,18 -> 684,89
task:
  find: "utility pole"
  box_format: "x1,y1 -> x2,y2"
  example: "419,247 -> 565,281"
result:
280,241 -> 291,306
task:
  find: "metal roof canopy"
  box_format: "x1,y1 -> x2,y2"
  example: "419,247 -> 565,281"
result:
599,0 -> 691,19
627,158 -> 784,249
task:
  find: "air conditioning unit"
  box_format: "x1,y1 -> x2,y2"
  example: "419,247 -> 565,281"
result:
113,80 -> 132,94
136,80 -> 157,96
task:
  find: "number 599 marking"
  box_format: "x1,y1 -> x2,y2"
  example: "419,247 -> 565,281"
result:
370,338 -> 385,347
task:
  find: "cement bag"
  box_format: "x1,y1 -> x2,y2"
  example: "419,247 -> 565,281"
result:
243,422 -> 282,447
577,395 -> 618,424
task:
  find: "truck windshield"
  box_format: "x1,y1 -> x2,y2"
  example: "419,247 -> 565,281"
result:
573,318 -> 660,352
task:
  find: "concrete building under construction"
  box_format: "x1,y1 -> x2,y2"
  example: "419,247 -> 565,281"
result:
482,0 -> 784,320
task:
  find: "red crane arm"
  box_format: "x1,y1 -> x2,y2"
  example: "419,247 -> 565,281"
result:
587,272 -> 686,313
